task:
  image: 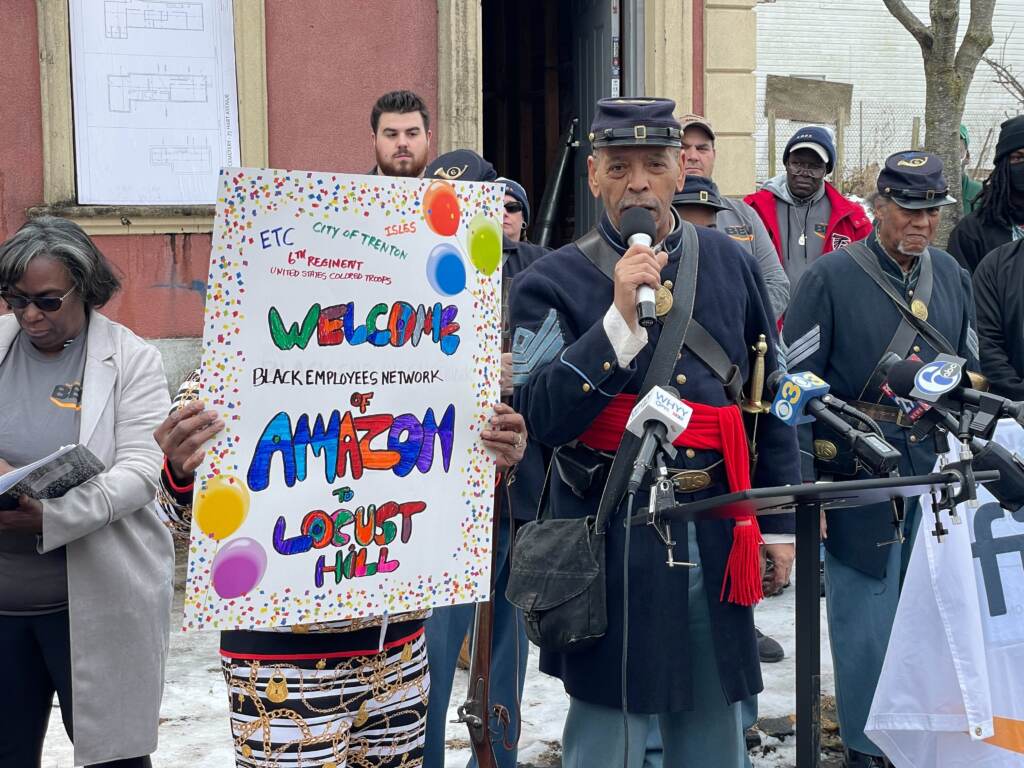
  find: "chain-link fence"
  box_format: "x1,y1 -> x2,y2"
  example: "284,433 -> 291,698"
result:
752,93 -> 1010,197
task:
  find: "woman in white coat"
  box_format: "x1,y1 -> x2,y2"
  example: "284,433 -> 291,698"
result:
0,216 -> 173,767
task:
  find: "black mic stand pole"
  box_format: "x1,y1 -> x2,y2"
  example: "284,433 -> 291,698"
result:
635,467 -> 1000,768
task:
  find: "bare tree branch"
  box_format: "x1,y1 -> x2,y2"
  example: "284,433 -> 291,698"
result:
984,55 -> 1024,107
955,0 -> 997,77
883,0 -> 934,49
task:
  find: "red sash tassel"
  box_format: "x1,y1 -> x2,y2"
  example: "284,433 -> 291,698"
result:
578,394 -> 763,606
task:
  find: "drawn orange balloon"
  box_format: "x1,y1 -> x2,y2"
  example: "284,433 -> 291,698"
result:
195,475 -> 250,541
423,180 -> 461,236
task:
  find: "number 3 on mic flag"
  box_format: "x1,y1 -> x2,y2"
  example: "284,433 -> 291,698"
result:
770,372 -> 830,426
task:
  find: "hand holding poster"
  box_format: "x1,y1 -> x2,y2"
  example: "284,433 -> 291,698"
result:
182,169 -> 504,630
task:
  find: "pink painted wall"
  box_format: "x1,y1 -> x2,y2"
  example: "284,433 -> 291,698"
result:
0,1 -> 438,338
0,4 -> 44,241
265,1 -> 439,173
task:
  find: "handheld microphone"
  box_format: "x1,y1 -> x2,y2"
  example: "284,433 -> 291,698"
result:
625,386 -> 692,493
885,355 -> 1024,435
619,207 -> 659,329
766,370 -> 903,475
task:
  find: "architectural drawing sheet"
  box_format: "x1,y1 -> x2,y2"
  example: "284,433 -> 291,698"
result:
70,0 -> 239,204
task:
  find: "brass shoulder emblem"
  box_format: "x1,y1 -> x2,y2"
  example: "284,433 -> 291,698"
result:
911,299 -> 929,321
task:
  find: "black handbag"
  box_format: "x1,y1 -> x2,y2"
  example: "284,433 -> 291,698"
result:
505,222 -> 701,653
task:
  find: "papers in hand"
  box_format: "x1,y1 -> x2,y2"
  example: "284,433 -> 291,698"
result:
0,444 -> 105,510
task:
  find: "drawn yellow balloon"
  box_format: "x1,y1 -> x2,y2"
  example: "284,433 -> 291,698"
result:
468,213 -> 502,276
195,475 -> 250,541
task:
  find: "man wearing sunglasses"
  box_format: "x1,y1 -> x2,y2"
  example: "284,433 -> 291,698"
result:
746,126 -> 872,296
498,177 -> 530,243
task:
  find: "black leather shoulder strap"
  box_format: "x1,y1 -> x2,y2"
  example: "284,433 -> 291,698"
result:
685,322 -> 744,403
846,240 -> 954,355
584,222 -> 699,532
845,239 -> 954,400
575,228 -> 616,278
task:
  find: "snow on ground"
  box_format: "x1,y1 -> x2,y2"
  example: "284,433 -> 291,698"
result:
42,564 -> 832,767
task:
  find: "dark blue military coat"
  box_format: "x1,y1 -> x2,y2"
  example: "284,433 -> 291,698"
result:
782,231 -> 979,577
510,213 -> 800,713
503,237 -> 552,521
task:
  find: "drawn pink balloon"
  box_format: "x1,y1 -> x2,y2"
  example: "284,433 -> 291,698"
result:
212,537 -> 268,599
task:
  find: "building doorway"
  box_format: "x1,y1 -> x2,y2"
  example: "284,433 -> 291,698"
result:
481,0 -> 616,246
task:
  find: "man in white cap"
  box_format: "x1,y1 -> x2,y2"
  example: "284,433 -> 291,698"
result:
678,114 -> 789,321
746,126 -> 872,296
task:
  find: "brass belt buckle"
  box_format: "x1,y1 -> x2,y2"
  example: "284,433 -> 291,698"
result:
670,469 -> 711,493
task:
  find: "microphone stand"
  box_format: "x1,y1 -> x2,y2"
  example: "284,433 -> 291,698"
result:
646,451 -> 694,569
633,467 -> 1000,768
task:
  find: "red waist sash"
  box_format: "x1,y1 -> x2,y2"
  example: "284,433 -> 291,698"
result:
579,394 -> 763,606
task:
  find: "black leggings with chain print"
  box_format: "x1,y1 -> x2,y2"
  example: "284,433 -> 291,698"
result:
219,621 -> 429,768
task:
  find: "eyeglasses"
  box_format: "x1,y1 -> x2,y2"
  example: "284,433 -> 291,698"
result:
1,286 -> 75,312
504,202 -> 524,214
787,161 -> 827,179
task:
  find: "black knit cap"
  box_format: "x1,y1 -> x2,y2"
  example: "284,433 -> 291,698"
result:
994,115 -> 1024,163
589,98 -> 682,149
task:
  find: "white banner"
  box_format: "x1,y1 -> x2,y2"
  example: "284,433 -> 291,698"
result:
866,421 -> 1024,765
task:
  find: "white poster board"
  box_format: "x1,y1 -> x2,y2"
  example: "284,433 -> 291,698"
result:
69,0 -> 238,204
182,168 -> 504,630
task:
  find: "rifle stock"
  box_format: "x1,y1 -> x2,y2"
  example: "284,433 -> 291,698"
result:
457,483 -> 503,768
456,273 -> 517,767
533,118 -> 578,248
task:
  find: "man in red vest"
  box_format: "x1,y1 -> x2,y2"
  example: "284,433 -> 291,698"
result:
745,126 -> 872,296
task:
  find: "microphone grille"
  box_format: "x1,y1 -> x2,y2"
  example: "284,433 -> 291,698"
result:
885,359 -> 926,398
620,207 -> 657,243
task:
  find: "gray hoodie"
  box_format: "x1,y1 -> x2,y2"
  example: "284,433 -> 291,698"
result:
763,172 -> 832,293
715,195 -> 790,320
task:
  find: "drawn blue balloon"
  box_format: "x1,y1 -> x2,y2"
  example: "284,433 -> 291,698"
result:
426,244 -> 467,296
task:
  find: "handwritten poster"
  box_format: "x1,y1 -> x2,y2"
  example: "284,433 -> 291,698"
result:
182,168 -> 504,630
